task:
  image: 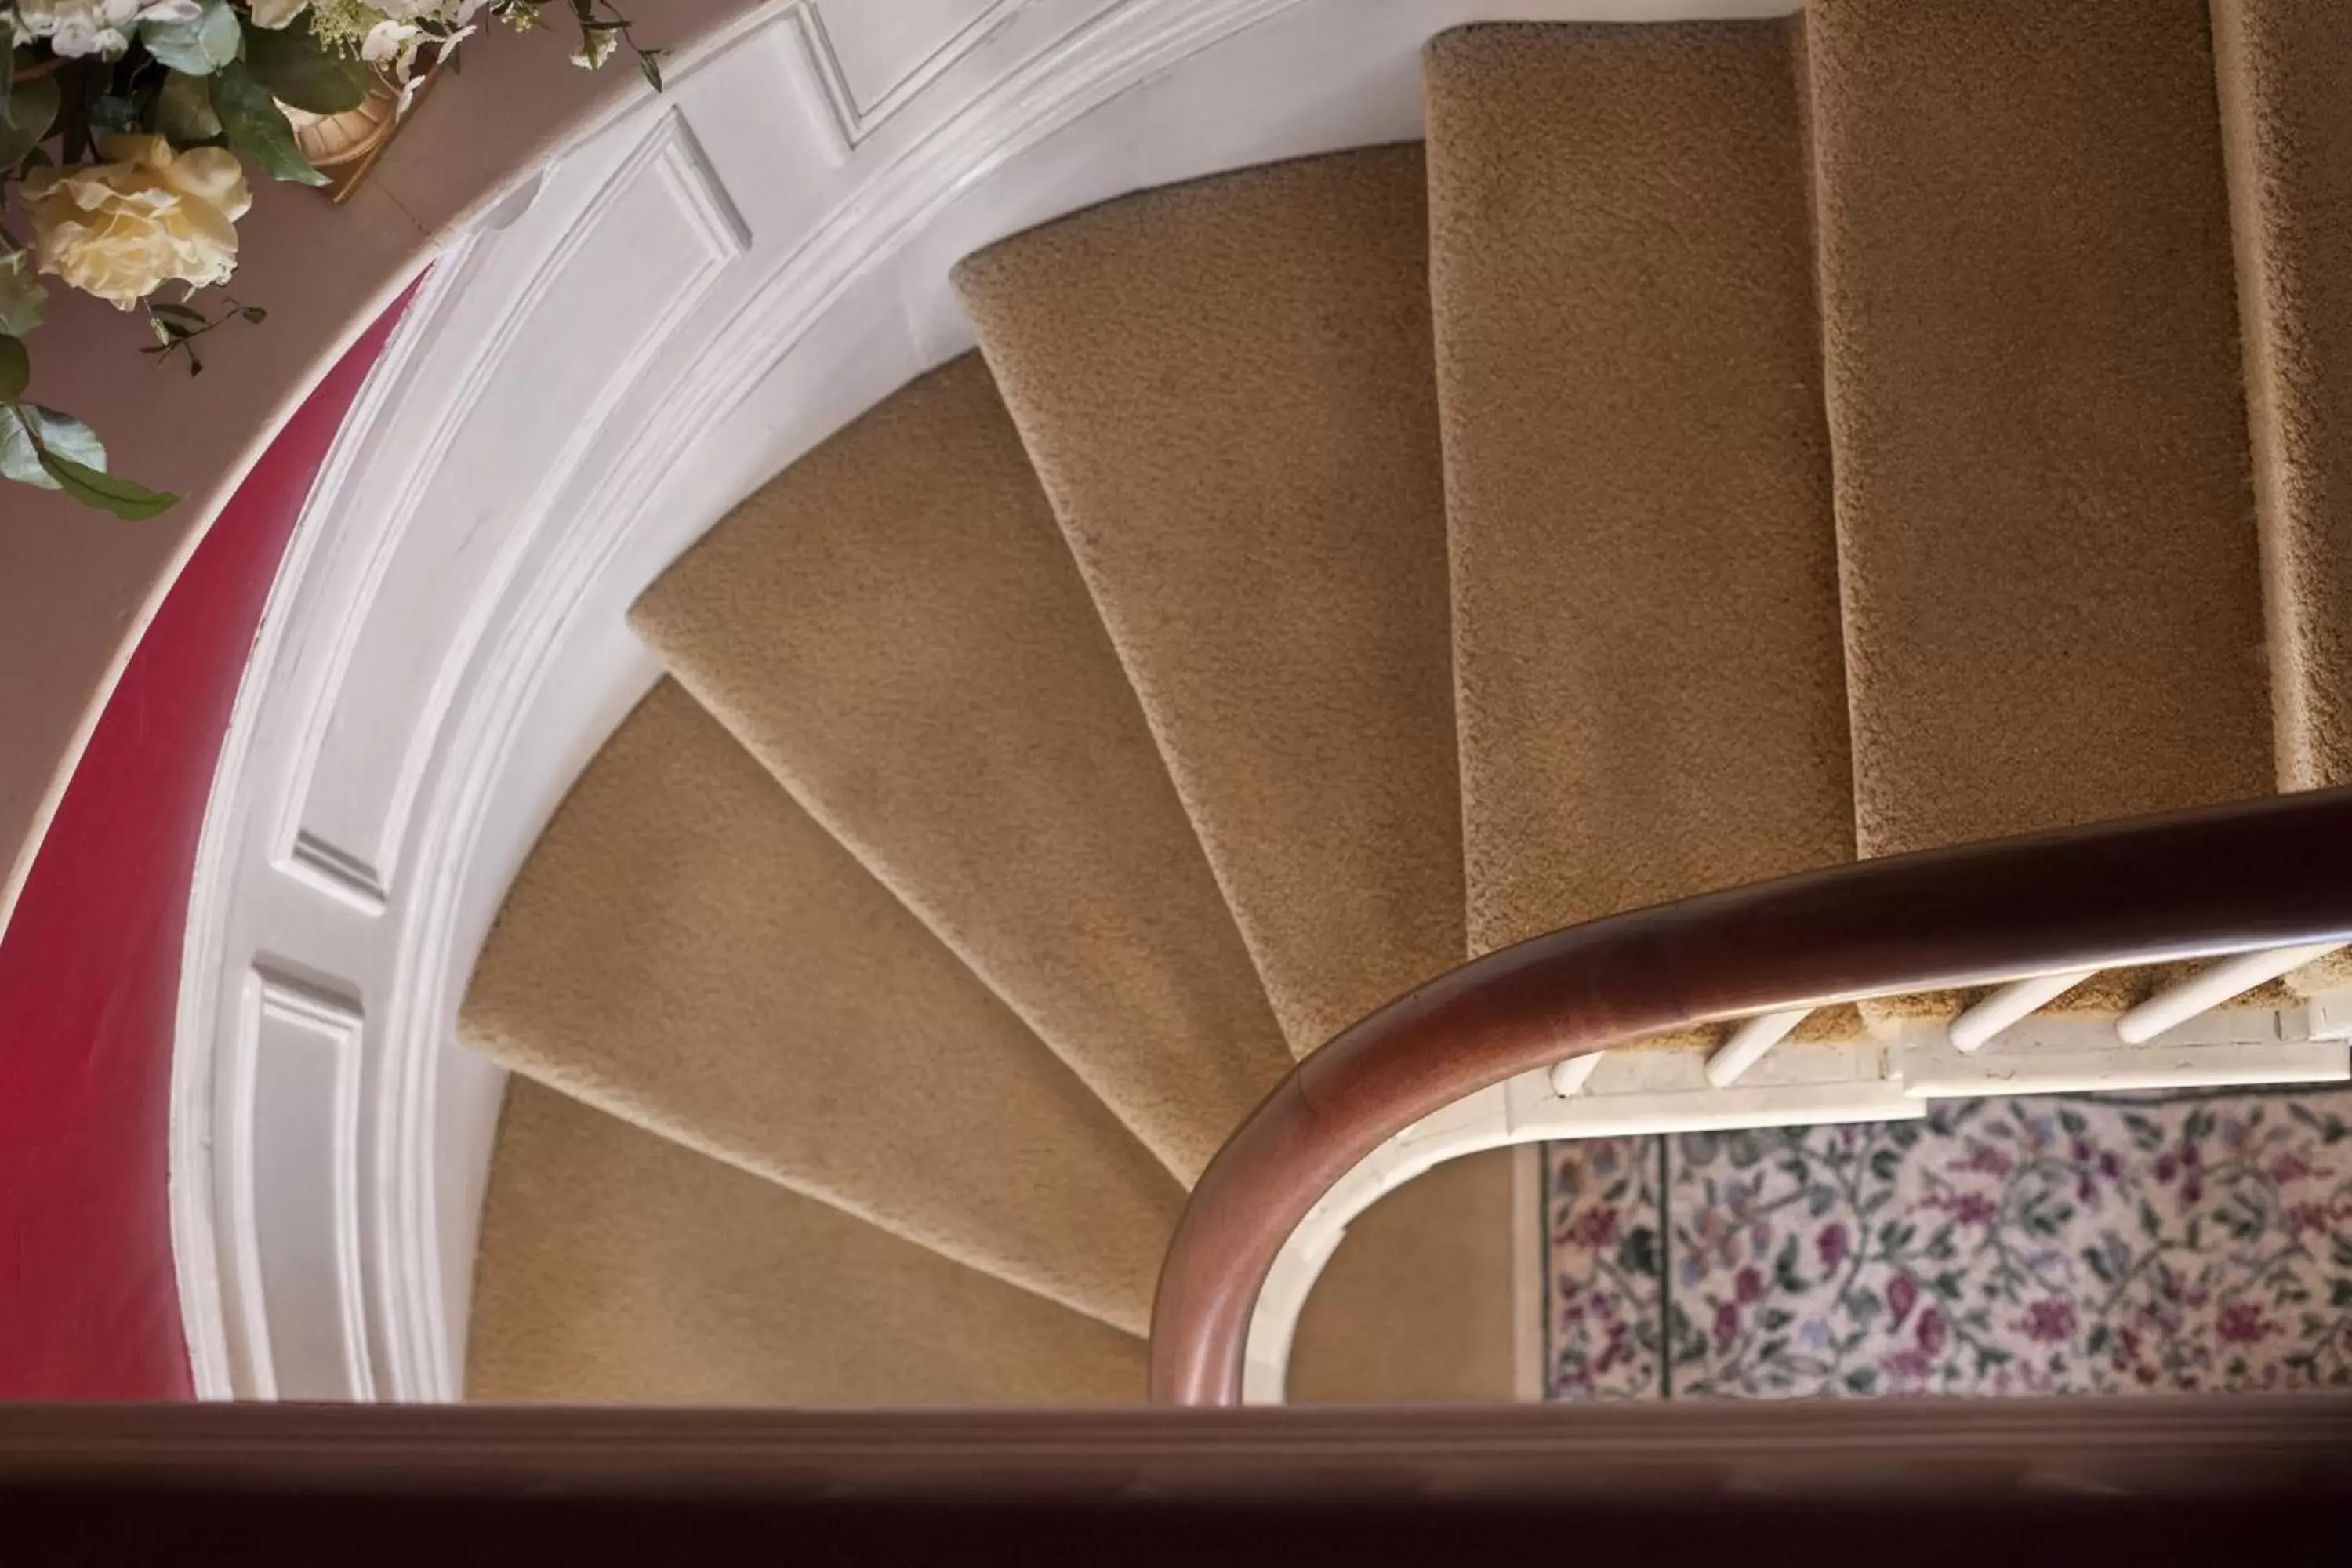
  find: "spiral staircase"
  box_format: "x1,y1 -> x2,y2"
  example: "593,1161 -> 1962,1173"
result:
455,1 -> 2352,1406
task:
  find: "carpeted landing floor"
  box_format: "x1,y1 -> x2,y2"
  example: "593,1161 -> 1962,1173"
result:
1543,1088 -> 2352,1400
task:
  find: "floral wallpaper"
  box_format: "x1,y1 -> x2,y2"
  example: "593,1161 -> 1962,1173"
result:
1542,1089 -> 2352,1400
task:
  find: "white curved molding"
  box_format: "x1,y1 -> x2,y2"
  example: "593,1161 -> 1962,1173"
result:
175,0 -> 2352,1405
202,0 -> 2351,1407
185,0 -> 1748,1404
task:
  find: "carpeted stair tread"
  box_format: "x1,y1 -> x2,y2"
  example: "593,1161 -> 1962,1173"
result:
2218,0 -> 2352,797
630,354 -> 1291,1185
461,681 -> 1183,1337
1808,0 -> 2272,863
469,1082 -> 1147,1405
954,148 -> 1462,1055
1287,1149 -> 1519,1403
459,2 -> 2352,1415
1428,20 -> 1853,966
2213,0 -> 2352,1003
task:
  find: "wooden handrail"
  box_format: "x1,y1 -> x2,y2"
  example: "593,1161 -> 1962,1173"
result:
1149,785 -> 2352,1405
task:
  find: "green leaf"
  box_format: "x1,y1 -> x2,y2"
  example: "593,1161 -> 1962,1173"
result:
243,24 -> 372,114
210,62 -> 329,186
148,301 -> 209,331
158,69 -> 226,142
0,401 -> 107,488
0,252 -> 45,337
0,337 -> 26,402
40,452 -> 180,518
0,72 -> 62,172
2,403 -> 109,487
0,405 -> 49,488
142,0 -> 246,75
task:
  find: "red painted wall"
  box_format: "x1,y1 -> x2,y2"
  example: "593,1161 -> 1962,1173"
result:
0,295 -> 412,1400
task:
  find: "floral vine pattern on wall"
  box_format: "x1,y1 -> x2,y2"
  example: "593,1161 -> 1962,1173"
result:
2,0 -> 659,514
1544,1090 -> 2352,1400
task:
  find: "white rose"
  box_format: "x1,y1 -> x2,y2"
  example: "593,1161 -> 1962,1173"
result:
20,136 -> 252,310
248,0 -> 313,27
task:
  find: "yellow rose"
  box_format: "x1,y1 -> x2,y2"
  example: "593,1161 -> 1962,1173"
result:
20,136 -> 253,310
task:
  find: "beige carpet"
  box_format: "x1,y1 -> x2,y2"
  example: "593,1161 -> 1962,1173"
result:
2217,0 -> 2352,797
2216,0 -> 2352,997
462,2 -> 2348,1411
463,681 -> 1184,1338
470,1082 -> 1147,1405
1808,0 -> 2271,858
1427,21 -> 1851,960
1289,1149 -> 1520,1404
633,354 -> 1291,1185
955,148 -> 1462,1058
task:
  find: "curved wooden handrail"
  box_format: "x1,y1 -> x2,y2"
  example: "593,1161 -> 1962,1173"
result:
1149,785 -> 2352,1405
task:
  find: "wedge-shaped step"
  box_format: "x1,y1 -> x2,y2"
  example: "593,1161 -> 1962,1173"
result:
956,149 -> 1461,1053
469,1082 -> 1147,1403
1287,1149 -> 1519,1403
1428,22 -> 1852,964
462,681 -> 1183,1335
633,354 -> 1291,1184
2220,0 -> 2352,797
1809,0 -> 2271,861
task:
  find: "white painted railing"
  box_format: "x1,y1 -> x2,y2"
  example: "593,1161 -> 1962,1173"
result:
1664,942 -> 2352,1082
1243,935 -> 2352,1402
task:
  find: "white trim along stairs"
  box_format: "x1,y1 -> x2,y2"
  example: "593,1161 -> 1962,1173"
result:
173,0 -> 2352,1406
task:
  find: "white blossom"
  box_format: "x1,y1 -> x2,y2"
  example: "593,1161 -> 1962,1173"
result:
14,0 -> 197,57
359,14 -> 419,65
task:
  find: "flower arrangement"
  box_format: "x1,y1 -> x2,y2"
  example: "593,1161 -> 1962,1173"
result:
2,0 -> 659,515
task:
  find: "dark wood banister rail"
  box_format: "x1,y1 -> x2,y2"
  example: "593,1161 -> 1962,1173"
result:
1149,784 -> 2352,1405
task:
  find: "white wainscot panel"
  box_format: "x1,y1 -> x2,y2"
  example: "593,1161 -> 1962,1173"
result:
793,0 -> 1018,143
240,972 -> 372,1401
277,109 -> 750,912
